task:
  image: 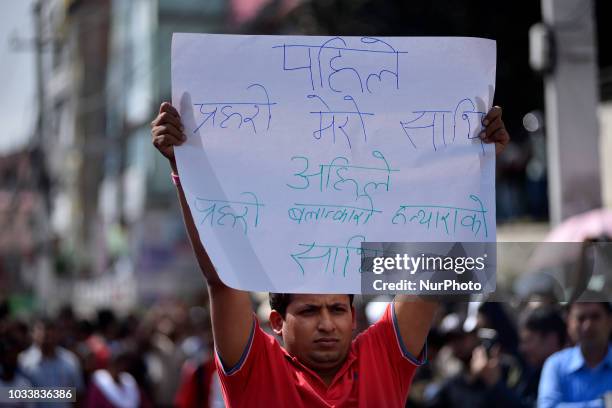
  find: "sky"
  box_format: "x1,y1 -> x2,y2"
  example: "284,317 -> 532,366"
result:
0,0 -> 36,154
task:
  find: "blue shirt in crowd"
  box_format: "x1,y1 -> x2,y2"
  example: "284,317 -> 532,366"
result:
19,346 -> 84,408
538,343 -> 612,408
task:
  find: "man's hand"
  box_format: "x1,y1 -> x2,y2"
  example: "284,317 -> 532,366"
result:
480,106 -> 510,156
151,102 -> 186,170
150,102 -> 254,371
470,345 -> 502,386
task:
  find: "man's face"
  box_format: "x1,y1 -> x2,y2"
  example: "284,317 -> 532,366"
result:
519,328 -> 560,368
273,294 -> 355,374
33,323 -> 59,352
568,303 -> 611,349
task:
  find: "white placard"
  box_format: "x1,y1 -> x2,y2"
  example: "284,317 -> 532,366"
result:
171,34 -> 497,293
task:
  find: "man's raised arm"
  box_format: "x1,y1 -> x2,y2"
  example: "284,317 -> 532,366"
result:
151,102 -> 253,369
393,106 -> 510,357
393,296 -> 439,357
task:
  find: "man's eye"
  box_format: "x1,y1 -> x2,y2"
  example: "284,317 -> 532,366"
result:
333,307 -> 347,313
300,309 -> 315,315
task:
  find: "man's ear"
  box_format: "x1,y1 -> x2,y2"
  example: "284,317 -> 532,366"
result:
269,310 -> 284,336
351,305 -> 357,331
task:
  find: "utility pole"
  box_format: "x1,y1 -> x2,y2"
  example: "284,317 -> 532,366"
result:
33,0 -> 45,145
537,0 -> 601,225
32,0 -> 56,313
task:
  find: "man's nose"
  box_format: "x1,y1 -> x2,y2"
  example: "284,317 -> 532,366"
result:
317,310 -> 335,332
582,318 -> 594,331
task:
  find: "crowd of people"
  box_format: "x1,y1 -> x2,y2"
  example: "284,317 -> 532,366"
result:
0,298 -> 223,408
0,97 -> 608,406
406,296 -> 612,407
0,102 -> 595,407
1,293 -> 610,407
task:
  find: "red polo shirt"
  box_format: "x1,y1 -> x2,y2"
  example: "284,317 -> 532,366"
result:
215,303 -> 425,407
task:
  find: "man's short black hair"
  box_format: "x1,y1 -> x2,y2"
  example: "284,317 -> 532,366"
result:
269,293 -> 354,318
568,291 -> 612,315
521,306 -> 567,346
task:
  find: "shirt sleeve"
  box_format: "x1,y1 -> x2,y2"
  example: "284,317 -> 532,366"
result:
214,314 -> 281,402
538,354 -> 564,408
215,314 -> 259,378
389,302 -> 428,366
355,303 -> 426,390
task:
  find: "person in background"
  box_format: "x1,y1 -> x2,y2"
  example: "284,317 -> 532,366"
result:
174,354 -> 224,408
19,319 -> 84,407
86,348 -> 152,408
0,321 -> 34,408
423,312 -> 522,408
174,306 -> 225,408
476,302 -> 520,357
538,299 -> 612,408
461,305 -> 567,408
516,305 -> 566,405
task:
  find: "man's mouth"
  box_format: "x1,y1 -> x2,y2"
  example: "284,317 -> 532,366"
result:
314,338 -> 339,346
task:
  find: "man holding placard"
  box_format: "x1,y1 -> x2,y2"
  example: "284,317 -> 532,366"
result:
150,93 -> 509,406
